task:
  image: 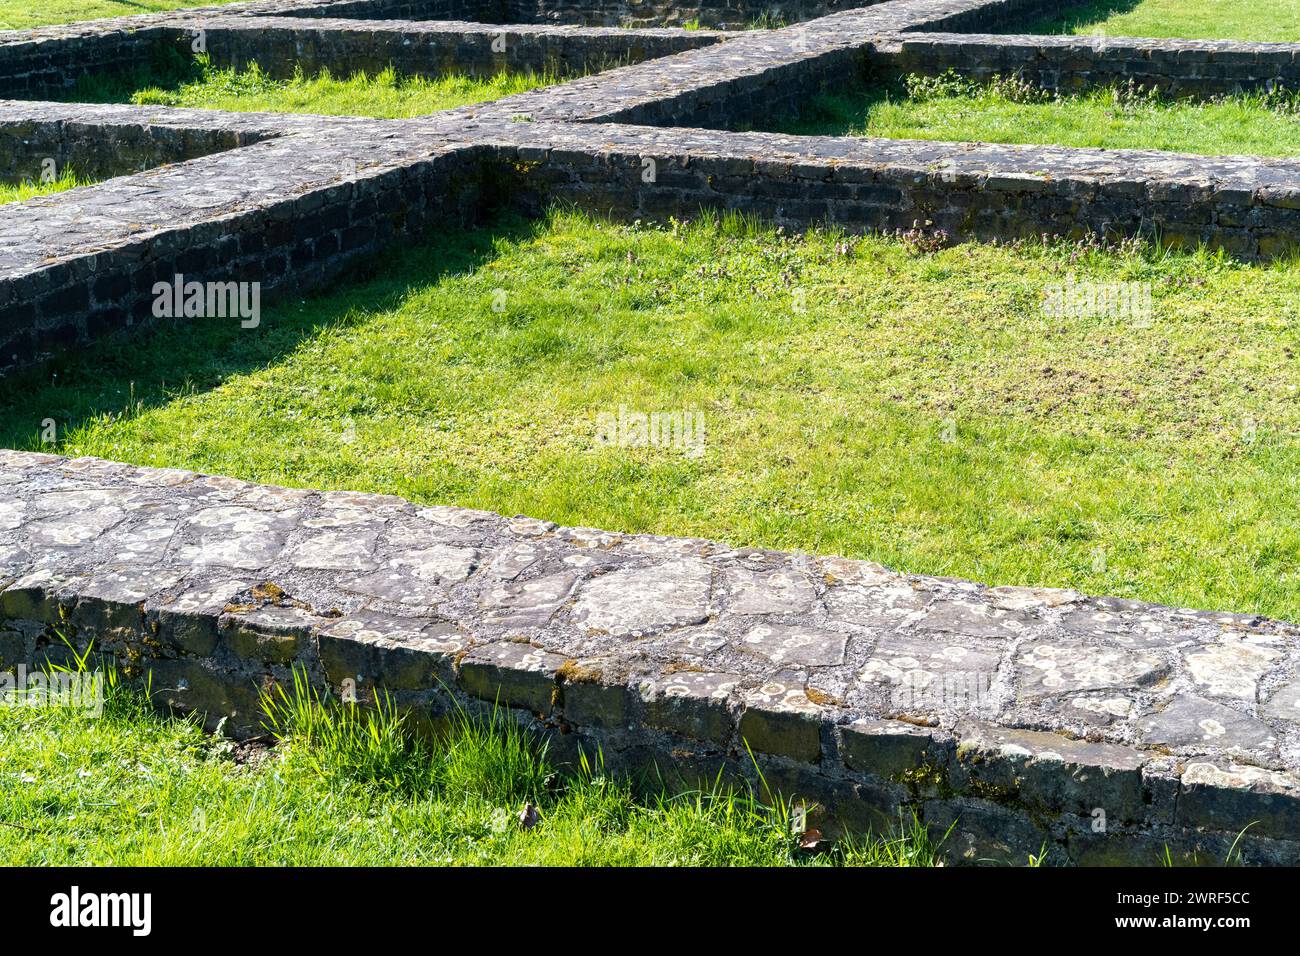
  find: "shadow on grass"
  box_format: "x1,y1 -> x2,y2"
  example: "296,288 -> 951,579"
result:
758,82 -> 893,137
1011,0 -> 1146,36
0,211 -> 539,450
51,44 -> 204,104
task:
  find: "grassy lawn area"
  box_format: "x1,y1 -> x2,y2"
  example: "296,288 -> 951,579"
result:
4,209 -> 1300,622
0,0 -> 247,30
0,669 -> 938,865
1022,0 -> 1300,43
775,74 -> 1300,157
72,56 -> 559,118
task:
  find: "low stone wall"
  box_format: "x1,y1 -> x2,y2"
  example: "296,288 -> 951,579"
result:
518,0 -> 880,29
2,451 -> 1298,866
876,33 -> 1300,97
199,16 -> 732,79
489,122 -> 1300,259
0,26 -> 183,99
0,112 -> 272,184
0,106 -> 488,376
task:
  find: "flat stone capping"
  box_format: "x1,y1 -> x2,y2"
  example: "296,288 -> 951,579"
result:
3,451 -> 1300,864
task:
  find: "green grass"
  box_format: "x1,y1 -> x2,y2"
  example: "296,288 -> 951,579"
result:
0,170 -> 83,204
775,74 -> 1300,157
0,664 -> 942,865
74,56 -> 560,118
6,208 -> 1300,621
1022,0 -> 1300,43
0,0 -> 248,30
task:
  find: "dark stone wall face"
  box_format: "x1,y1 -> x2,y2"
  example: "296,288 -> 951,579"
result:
0,119 -> 264,185
489,130 -> 1295,262
0,28 -> 186,98
200,19 -> 730,80
874,33 -> 1300,97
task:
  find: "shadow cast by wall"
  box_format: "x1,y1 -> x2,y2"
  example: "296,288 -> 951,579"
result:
0,212 -> 539,450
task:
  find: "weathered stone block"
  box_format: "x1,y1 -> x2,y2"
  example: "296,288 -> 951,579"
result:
154,578 -> 250,657
317,612 -> 464,691
147,656 -> 266,735
925,797 -> 1055,866
955,722 -> 1147,823
220,606 -> 320,665
738,682 -> 825,763
1135,695 -> 1277,759
641,670 -> 740,745
457,641 -> 565,714
0,570 -> 73,624
839,718 -> 939,780
1178,762 -> 1300,842
69,567 -> 184,636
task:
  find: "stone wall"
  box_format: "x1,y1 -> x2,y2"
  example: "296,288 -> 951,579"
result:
199,17 -> 731,79
856,0 -> 1065,32
488,122 -> 1299,259
874,32 -> 1300,97
0,107 -> 491,376
7,0 -> 1300,864
0,113 -> 272,184
3,451 -> 1299,866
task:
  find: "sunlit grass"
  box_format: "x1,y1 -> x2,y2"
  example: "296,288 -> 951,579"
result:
5,207 -> 1300,620
1022,0 -> 1300,43
0,170 -> 83,204
0,0 -> 247,30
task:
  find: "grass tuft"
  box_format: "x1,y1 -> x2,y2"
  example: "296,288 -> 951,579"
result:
0,658 -> 948,865
0,169 -> 84,205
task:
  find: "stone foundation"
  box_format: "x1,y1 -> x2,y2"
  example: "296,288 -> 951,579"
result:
872,32 -> 1300,97
4,0 -> 1300,863
2,451 -> 1299,866
5,0 -> 1300,383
